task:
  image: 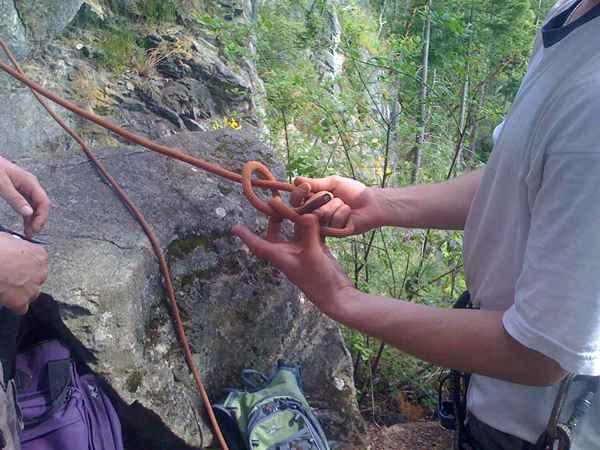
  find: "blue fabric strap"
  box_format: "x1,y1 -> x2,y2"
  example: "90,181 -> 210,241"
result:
542,0 -> 600,47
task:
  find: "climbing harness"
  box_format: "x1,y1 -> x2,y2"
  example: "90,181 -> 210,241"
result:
437,291 -> 473,450
0,39 -> 354,450
534,376 -> 599,450
438,292 -> 600,450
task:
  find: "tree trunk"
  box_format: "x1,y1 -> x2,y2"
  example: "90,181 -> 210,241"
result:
410,0 -> 432,184
251,0 -> 261,21
456,74 -> 469,169
466,84 -> 487,165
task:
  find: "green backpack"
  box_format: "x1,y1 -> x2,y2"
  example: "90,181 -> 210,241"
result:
213,362 -> 331,450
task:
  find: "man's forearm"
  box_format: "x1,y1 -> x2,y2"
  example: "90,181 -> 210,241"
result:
372,168 -> 483,230
328,288 -> 566,386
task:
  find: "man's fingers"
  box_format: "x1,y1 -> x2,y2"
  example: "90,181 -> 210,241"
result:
27,185 -> 50,235
0,173 -> 34,217
290,182 -> 311,207
313,198 -> 344,226
294,176 -> 339,194
23,215 -> 35,239
4,288 -> 39,316
331,204 -> 351,229
294,214 -> 322,248
32,246 -> 49,285
232,224 -> 278,262
266,218 -> 283,243
13,173 -> 50,236
11,302 -> 29,316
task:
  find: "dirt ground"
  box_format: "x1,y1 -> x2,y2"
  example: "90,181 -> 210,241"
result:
367,421 -> 453,450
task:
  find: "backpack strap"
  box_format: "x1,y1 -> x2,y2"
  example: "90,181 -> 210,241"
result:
0,308 -> 20,385
276,361 -> 303,392
213,404 -> 246,450
48,359 -> 71,404
241,369 -> 268,390
437,291 -> 473,449
23,359 -> 72,428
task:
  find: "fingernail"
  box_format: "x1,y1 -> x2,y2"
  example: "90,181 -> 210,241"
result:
20,205 -> 34,216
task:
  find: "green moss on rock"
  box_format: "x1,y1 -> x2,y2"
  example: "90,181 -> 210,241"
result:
126,370 -> 144,393
167,235 -> 209,259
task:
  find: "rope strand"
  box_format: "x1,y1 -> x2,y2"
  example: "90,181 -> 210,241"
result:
0,36 -> 357,447
0,56 -> 354,237
0,40 -> 231,450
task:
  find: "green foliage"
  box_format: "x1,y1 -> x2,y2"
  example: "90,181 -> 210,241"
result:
106,0 -> 127,14
192,13 -> 252,63
135,0 -> 178,25
98,28 -> 142,74
254,0 -> 551,418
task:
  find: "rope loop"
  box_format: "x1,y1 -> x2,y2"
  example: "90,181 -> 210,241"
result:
241,161 -> 356,237
241,161 -> 284,218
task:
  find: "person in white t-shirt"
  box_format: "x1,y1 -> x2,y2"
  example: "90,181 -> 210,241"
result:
234,0 -> 600,448
0,155 -> 49,450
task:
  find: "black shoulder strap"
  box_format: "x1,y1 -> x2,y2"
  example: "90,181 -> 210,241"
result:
453,291 -> 473,310
0,307 -> 21,385
241,369 -> 268,390
48,359 -> 71,403
23,359 -> 72,428
212,405 -> 246,450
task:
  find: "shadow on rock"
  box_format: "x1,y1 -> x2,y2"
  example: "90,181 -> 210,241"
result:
20,293 -> 203,450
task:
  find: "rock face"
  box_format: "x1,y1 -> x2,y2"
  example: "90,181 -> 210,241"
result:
0,0 -> 29,59
0,0 -> 85,59
313,1 -> 344,84
1,129 -> 365,449
15,0 -> 85,43
0,1 -> 366,449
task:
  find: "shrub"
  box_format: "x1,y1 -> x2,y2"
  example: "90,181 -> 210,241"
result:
98,29 -> 142,74
136,0 -> 178,25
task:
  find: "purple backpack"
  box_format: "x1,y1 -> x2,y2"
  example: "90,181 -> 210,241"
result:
15,340 -> 123,450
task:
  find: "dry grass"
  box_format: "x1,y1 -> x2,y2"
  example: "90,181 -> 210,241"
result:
134,40 -> 186,78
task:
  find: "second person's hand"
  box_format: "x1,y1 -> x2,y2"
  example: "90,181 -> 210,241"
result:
0,156 -> 50,237
0,233 -> 49,315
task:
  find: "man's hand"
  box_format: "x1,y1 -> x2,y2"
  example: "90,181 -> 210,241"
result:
0,233 -> 48,315
232,214 -> 354,315
291,176 -> 384,236
0,156 -> 50,237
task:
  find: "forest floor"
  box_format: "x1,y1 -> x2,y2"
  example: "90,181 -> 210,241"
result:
367,421 -> 452,450
362,388 -> 452,449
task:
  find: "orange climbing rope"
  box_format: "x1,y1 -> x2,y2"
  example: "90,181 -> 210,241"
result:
0,39 -> 353,449
0,54 -> 354,238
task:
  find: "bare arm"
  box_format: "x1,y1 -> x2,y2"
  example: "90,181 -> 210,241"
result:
233,214 -> 567,387
293,168 -> 483,234
374,168 -> 483,230
332,288 -> 566,386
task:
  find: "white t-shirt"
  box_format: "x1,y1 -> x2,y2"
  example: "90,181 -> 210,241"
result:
463,1 -> 600,447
